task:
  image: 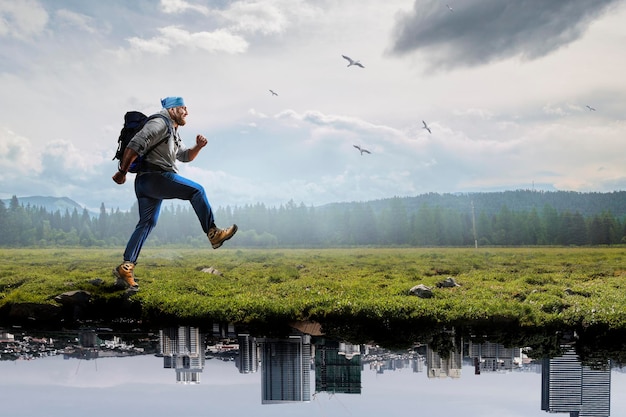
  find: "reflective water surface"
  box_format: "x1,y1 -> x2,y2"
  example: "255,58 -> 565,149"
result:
2,325 -> 625,417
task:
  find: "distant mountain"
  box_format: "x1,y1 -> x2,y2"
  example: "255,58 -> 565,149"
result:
1,196 -> 87,214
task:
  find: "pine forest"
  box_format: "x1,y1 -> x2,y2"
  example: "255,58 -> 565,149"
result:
2,190 -> 626,248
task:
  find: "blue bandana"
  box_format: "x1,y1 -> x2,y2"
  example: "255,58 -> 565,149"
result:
161,96 -> 185,109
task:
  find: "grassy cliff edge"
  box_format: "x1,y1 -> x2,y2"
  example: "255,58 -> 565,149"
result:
2,247 -> 626,341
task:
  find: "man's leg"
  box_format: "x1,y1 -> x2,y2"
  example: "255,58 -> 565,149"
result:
123,196 -> 163,263
115,176 -> 163,290
155,172 -> 237,248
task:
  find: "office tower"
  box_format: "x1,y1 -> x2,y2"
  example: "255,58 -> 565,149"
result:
426,347 -> 462,379
315,339 -> 361,394
259,335 -> 312,404
541,347 -> 610,417
237,334 -> 259,374
159,326 -> 206,384
426,341 -> 462,379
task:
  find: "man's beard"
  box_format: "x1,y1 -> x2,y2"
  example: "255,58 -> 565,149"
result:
174,114 -> 186,126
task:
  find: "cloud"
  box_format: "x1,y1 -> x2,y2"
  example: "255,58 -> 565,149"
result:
127,26 -> 248,55
541,103 -> 584,117
0,132 -> 117,208
160,0 -> 210,15
55,9 -> 97,34
40,140 -> 101,178
123,0 -> 321,57
0,0 -> 48,39
204,0 -> 321,36
275,109 -> 404,140
248,108 -> 268,119
0,128 -> 41,176
452,108 -> 494,120
389,0 -> 619,70
217,1 -> 292,35
160,0 -> 295,35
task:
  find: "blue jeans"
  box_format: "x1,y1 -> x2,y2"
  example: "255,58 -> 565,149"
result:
123,171 -> 214,263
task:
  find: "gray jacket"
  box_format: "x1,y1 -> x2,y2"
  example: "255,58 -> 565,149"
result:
126,109 -> 191,173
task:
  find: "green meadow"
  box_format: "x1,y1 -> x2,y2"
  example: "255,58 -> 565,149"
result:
2,247 -> 626,345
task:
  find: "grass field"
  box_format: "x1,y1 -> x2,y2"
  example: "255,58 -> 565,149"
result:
2,246 -> 626,335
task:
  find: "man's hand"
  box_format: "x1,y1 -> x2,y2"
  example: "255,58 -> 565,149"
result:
112,170 -> 127,185
187,134 -> 208,161
196,134 -> 207,148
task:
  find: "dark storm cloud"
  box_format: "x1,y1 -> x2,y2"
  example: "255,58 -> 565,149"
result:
389,0 -> 620,69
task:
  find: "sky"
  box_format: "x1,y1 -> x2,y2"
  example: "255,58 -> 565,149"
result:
1,0 -> 625,212
5,355 -> 626,417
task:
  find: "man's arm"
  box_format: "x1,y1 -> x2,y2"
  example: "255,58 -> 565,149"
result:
112,147 -> 140,185
186,134 -> 208,161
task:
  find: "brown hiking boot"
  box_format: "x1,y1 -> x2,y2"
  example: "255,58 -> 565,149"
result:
113,262 -> 139,290
208,224 -> 238,249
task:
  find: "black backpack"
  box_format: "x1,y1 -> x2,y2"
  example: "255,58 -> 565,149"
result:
113,111 -> 172,173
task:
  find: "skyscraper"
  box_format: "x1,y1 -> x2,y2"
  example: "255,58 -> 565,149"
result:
259,334 -> 312,404
237,333 -> 259,374
315,339 -> 361,394
541,347 -> 610,416
426,339 -> 462,379
159,326 -> 206,384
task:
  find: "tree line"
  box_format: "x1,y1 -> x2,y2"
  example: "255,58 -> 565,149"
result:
1,190 -> 626,248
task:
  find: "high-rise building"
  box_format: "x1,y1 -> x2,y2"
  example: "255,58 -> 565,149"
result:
259,335 -> 312,404
159,326 -> 206,384
541,347 -> 610,417
315,339 -> 361,394
237,334 -> 259,374
426,340 -> 462,379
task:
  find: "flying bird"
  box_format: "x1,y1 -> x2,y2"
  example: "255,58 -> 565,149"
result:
446,4 -> 453,11
353,145 -> 371,155
269,89 -> 278,96
342,55 -> 365,68
586,105 -> 596,111
422,120 -> 432,134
